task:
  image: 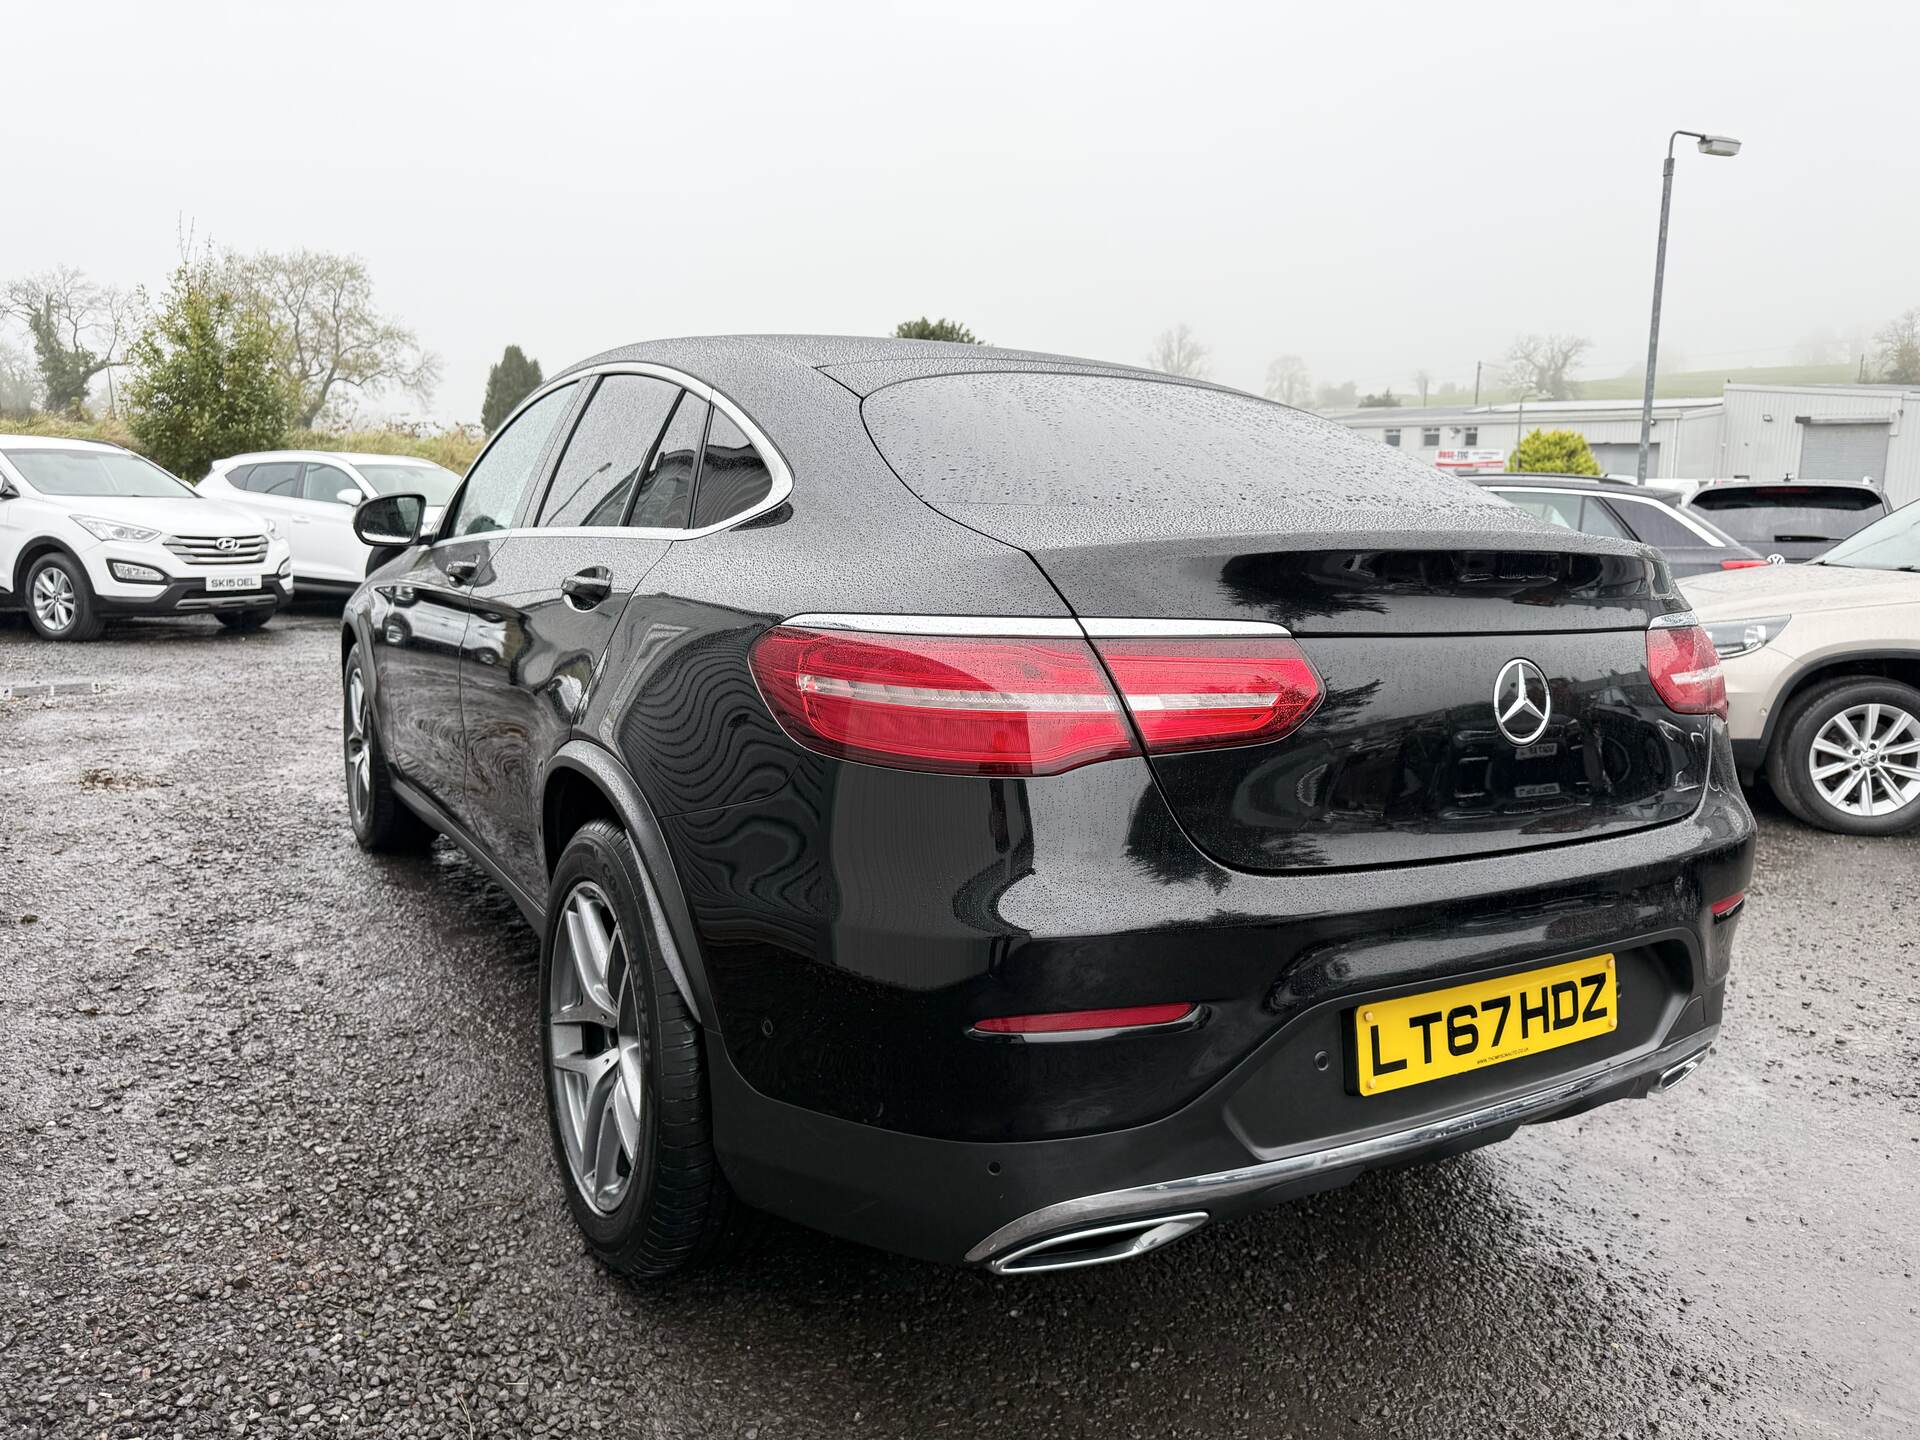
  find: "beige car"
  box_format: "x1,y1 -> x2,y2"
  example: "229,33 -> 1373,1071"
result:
1684,500 -> 1920,835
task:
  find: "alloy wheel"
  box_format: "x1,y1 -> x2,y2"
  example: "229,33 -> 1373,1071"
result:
344,670 -> 373,822
1809,702 -> 1920,818
548,881 -> 648,1215
31,566 -> 77,634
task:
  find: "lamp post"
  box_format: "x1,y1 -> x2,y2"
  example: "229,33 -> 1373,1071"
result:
1636,130 -> 1742,484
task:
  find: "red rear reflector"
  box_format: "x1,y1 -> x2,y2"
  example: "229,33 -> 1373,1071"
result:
1719,559 -> 1768,570
1091,636 -> 1323,753
1711,891 -> 1746,919
1647,622 -> 1728,719
748,626 -> 1136,776
972,1003 -> 1195,1035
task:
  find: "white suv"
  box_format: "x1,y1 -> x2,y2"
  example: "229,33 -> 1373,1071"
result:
0,437 -> 292,641
200,450 -> 461,595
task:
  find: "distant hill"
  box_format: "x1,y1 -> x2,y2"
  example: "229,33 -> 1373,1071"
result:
1572,363 -> 1859,401
1430,362 -> 1865,407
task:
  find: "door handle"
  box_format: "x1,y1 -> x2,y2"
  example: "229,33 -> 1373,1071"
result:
444,557 -> 478,585
561,567 -> 614,609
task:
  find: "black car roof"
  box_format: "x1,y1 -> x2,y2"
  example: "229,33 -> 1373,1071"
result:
556,334 -> 1217,400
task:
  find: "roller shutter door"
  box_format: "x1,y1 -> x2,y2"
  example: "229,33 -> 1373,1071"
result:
1798,422 -> 1889,484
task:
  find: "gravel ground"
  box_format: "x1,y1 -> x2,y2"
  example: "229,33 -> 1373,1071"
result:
2,608 -> 1915,1439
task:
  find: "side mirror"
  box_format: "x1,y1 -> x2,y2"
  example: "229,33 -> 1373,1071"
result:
337,487 -> 364,507
0,476 -> 16,500
354,492 -> 425,547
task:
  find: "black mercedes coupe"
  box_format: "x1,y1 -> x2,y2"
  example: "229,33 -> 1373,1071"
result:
340,336 -> 1754,1275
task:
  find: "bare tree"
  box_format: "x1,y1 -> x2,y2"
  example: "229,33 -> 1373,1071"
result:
1,267 -> 141,414
1411,368 -> 1433,405
1263,354 -> 1311,407
230,250 -> 440,426
1503,333 -> 1591,401
1147,323 -> 1210,379
0,338 -> 39,417
1875,308 -> 1920,385
1791,329 -> 1847,368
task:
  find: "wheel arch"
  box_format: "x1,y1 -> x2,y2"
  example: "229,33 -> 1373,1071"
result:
1760,648 -> 1920,761
13,536 -> 87,600
542,741 -> 716,1030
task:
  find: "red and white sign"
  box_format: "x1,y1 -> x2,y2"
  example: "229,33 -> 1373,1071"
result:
1434,448 -> 1507,473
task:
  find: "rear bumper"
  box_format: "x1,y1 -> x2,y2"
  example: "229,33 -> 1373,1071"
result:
717,997 -> 1726,1271
967,1026 -> 1716,1270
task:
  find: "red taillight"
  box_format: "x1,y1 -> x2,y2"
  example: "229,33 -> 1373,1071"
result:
1090,637 -> 1323,753
972,1003 -> 1195,1035
748,626 -> 1134,776
1646,622 -> 1728,719
1719,558 -> 1768,570
750,623 -> 1325,776
1711,891 -> 1746,919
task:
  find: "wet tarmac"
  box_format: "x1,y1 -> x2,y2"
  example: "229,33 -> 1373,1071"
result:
2,608 -> 1915,1438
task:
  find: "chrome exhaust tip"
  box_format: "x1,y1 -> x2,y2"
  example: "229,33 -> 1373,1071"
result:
987,1212 -> 1209,1275
1652,1045 -> 1711,1094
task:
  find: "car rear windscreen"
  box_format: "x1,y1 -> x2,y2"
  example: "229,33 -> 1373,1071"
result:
860,370 -> 1521,531
1689,486 -> 1888,543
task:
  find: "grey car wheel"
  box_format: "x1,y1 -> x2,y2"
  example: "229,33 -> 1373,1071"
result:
539,820 -> 754,1277
1807,702 -> 1920,818
24,554 -> 104,641
1771,676 -> 1920,837
547,880 -> 648,1216
341,648 -> 434,852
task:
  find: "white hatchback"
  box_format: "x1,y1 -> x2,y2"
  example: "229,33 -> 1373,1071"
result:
201,450 -> 462,594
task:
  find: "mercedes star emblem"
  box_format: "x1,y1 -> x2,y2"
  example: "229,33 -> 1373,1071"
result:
1494,658 -> 1551,745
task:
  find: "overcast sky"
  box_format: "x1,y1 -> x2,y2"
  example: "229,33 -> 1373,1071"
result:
7,0 -> 1917,424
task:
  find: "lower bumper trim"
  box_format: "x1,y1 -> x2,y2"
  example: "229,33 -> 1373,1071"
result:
966,1028 -> 1718,1266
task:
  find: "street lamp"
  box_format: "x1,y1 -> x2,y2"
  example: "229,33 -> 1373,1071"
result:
1635,130 -> 1742,483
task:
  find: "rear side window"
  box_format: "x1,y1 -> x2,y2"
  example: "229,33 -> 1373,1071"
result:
538,374 -> 679,528
445,382 -> 577,537
1499,491 -> 1631,540
630,394 -> 709,530
247,461 -> 302,497
691,411 -> 773,528
1610,498 -> 1711,549
224,464 -> 255,489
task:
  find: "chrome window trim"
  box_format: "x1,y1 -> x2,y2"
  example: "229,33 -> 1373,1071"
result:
431,359 -> 793,547
1608,492 -> 1728,548
776,614 -> 1295,639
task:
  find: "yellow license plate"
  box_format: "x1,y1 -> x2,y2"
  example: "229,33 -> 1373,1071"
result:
1354,954 -> 1617,1096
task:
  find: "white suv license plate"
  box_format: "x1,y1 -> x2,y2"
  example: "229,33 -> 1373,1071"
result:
206,574 -> 261,593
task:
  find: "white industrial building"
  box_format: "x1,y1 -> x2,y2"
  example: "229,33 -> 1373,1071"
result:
1331,383 -> 1920,507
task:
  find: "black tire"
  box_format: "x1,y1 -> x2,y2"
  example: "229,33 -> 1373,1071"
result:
1767,675 -> 1920,837
216,608 -> 272,632
541,820 -> 751,1278
23,553 -> 104,641
342,648 -> 435,852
